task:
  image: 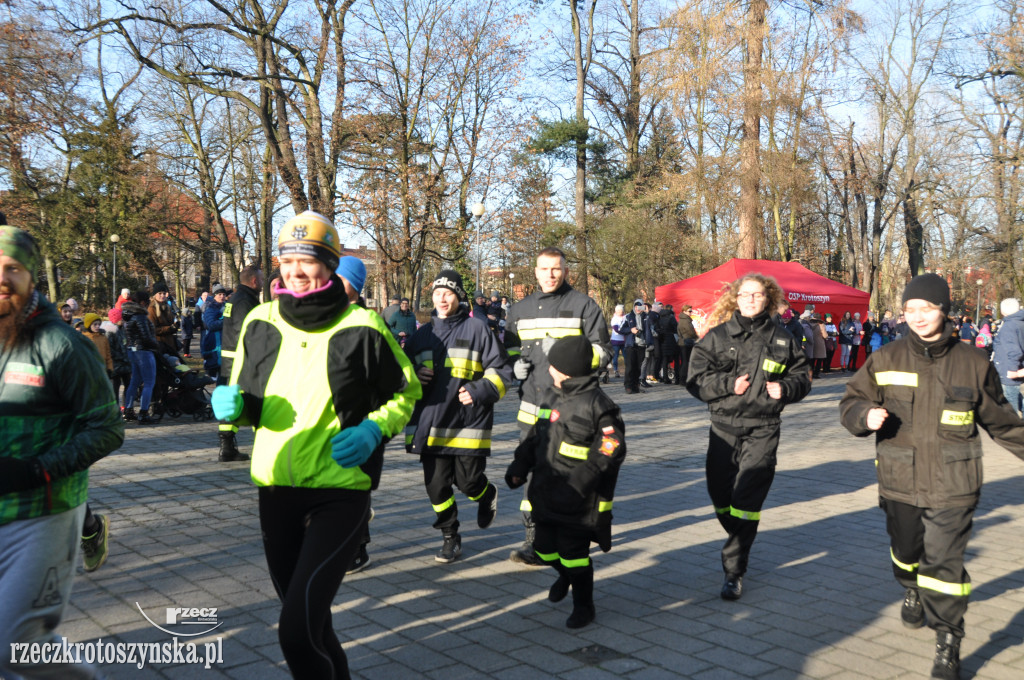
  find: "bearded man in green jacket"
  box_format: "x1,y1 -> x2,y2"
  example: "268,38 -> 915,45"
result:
0,224 -> 125,679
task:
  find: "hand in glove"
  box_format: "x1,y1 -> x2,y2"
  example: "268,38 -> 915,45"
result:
596,510 -> 612,553
0,457 -> 47,495
540,336 -> 556,355
513,359 -> 532,381
505,466 -> 526,489
331,420 -> 383,468
211,384 -> 244,421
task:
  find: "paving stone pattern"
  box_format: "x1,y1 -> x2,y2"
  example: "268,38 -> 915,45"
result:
64,374 -> 1024,678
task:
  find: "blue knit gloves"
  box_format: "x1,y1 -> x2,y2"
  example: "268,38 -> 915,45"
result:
211,385 -> 243,421
331,420 -> 383,468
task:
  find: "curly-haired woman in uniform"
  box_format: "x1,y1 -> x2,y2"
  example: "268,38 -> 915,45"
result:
686,273 -> 812,600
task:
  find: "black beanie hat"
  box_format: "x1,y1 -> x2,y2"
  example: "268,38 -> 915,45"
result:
901,273 -> 950,314
152,281 -> 169,294
432,269 -> 467,302
548,335 -> 593,378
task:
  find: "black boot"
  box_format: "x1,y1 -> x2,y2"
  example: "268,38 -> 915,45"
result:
549,563 -> 570,603
566,566 -> 595,629
509,516 -> 545,567
218,431 -> 250,462
931,631 -> 961,680
122,407 -> 137,422
137,409 -> 155,425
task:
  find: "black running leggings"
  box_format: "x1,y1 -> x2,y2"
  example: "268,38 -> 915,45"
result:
258,486 -> 370,680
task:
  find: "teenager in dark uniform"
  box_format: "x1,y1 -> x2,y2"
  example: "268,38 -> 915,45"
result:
840,274 -> 1024,680
405,270 -> 511,562
506,334 -> 626,629
686,273 -> 811,600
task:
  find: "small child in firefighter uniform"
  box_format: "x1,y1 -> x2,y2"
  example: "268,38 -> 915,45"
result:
506,334 -> 626,629
840,273 -> 1024,680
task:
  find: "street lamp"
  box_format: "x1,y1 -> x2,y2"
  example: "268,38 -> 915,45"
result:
508,272 -> 515,301
470,202 -> 486,292
976,279 -> 983,319
110,234 -> 120,303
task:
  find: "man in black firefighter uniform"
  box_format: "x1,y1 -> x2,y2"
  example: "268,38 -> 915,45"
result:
504,246 -> 610,565
840,273 -> 1024,680
216,265 -> 263,462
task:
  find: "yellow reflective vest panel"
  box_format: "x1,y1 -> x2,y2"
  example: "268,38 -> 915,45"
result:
228,299 -> 421,490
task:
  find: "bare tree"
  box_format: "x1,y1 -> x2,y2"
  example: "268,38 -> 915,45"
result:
77,0 -> 358,218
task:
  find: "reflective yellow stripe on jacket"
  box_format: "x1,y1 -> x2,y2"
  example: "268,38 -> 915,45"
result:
940,410 -> 974,426
425,427 -> 492,450
876,371 -> 919,387
516,317 -> 584,340
558,441 -> 589,460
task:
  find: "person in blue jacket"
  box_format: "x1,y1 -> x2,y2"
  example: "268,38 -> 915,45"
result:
201,284 -> 227,377
993,298 -> 1024,415
404,269 -> 512,563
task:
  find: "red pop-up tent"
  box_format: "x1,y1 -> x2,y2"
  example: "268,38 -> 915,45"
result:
655,259 -> 870,362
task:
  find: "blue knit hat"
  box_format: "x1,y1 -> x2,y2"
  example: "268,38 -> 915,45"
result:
336,256 -> 366,293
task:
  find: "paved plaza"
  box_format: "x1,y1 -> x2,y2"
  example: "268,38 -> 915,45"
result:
63,374 -> 1024,679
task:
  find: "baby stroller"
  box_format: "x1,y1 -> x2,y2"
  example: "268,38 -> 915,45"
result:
150,354 -> 216,421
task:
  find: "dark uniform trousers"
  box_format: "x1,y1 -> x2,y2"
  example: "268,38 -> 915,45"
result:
533,522 -> 593,588
706,420 -> 779,577
882,498 -> 974,637
421,454 -> 489,533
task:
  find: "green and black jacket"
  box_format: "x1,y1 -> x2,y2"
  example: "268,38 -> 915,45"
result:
1,297 -> 124,525
840,323 -> 1024,509
508,375 -> 626,533
403,306 -> 512,457
227,279 -> 421,490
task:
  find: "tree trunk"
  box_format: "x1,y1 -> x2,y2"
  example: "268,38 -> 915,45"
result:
570,0 -> 594,294
738,0 -> 767,260
903,181 -> 925,276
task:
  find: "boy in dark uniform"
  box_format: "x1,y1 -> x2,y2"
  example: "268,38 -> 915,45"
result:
506,334 -> 626,629
405,270 -> 512,563
840,273 -> 1024,680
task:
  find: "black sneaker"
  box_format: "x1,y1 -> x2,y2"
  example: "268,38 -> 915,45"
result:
931,632 -> 961,680
901,587 -> 925,629
720,575 -> 743,601
436,534 -> 461,563
477,485 -> 497,529
82,514 -> 110,572
346,545 -> 370,574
